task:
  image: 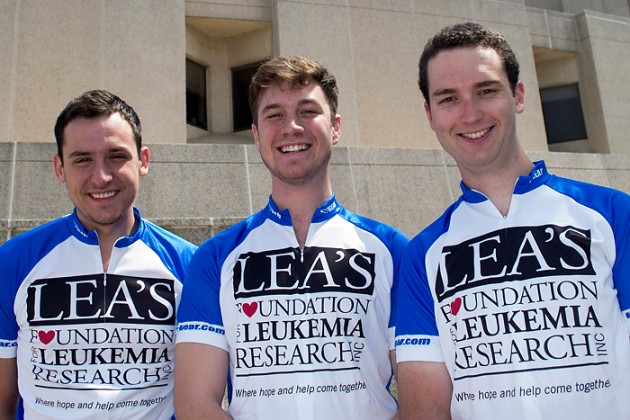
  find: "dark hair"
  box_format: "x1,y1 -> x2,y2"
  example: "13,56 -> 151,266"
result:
54,90 -> 142,161
419,22 -> 520,104
248,56 -> 339,124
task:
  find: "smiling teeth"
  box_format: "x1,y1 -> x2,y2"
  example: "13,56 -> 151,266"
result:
281,144 -> 308,153
92,191 -> 116,199
463,129 -> 489,139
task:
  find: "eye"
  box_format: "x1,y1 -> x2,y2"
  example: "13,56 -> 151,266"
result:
438,96 -> 457,105
301,108 -> 318,115
73,157 -> 91,165
110,153 -> 129,160
264,112 -> 283,120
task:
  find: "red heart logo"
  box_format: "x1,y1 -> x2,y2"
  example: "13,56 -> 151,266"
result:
450,297 -> 462,316
38,330 -> 55,345
243,302 -> 258,318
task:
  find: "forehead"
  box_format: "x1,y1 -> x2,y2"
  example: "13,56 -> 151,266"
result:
257,81 -> 328,111
62,113 -> 135,152
428,47 -> 505,88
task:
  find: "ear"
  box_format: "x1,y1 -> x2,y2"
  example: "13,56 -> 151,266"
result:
53,154 -> 65,184
515,81 -> 525,114
139,146 -> 150,176
331,114 -> 341,145
252,123 -> 261,154
424,101 -> 434,129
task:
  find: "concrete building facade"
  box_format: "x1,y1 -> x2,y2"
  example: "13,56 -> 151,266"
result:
2,0 -> 630,244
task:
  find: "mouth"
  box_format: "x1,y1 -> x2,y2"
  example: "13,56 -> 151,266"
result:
460,127 -> 491,140
90,191 -> 117,200
280,144 -> 309,153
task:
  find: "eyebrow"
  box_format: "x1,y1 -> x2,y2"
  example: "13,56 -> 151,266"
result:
66,150 -> 91,158
260,98 -> 321,115
431,79 -> 503,98
66,147 -> 129,158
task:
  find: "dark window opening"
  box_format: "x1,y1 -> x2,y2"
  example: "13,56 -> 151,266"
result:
540,84 -> 587,144
186,59 -> 208,130
232,62 -> 264,132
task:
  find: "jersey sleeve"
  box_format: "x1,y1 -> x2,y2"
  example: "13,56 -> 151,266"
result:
0,244 -> 19,358
176,240 -> 228,351
610,190 -> 630,335
388,229 -> 410,350
394,237 -> 444,363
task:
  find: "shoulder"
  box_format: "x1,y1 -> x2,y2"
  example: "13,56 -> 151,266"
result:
142,219 -> 197,248
195,210 -> 268,258
0,216 -> 71,258
545,175 -> 630,218
136,220 -> 198,280
337,207 -> 409,248
0,217 -> 72,290
409,198 -> 464,250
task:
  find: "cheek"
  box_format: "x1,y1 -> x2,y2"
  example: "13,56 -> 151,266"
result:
432,112 -> 459,136
430,118 -> 448,134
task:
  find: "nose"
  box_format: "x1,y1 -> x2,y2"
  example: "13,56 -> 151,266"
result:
91,160 -> 113,185
281,115 -> 304,136
460,97 -> 483,123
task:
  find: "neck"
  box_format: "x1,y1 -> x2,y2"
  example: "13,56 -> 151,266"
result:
87,211 -> 138,271
461,152 -> 534,216
271,179 -> 333,248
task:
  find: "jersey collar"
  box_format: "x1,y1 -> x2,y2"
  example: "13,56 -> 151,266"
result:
460,160 -> 550,203
264,194 -> 342,226
67,207 -> 144,246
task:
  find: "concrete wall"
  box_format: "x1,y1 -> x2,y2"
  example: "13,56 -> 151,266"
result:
0,0 -> 186,145
2,142 -> 630,246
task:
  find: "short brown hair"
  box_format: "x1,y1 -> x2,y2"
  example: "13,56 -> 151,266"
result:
248,56 -> 339,124
54,90 -> 142,162
419,22 -> 520,105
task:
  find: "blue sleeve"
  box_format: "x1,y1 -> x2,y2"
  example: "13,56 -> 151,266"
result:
176,215 -> 263,348
0,221 -> 70,351
177,238 -> 225,328
139,221 -> 197,283
388,229 -> 410,330
395,236 -> 439,338
609,190 -> 630,316
0,242 -> 19,351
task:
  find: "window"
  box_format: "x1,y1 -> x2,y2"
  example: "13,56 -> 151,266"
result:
232,62 -> 264,131
186,59 -> 208,130
540,84 -> 587,144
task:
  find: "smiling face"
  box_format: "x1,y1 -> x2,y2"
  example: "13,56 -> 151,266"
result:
424,46 -> 525,179
252,81 -> 341,188
53,112 -> 149,237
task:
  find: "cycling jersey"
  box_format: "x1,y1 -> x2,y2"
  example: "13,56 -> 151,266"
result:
395,161 -> 630,419
0,208 -> 196,419
177,195 -> 408,419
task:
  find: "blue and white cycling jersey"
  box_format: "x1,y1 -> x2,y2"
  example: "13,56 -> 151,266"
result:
177,195 -> 408,420
396,161 -> 630,419
0,208 -> 196,420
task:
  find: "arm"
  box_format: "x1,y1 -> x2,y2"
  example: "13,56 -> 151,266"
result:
0,358 -> 18,420
397,360 -> 451,420
175,343 -> 230,420
390,349 -> 398,380
390,350 -> 400,420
